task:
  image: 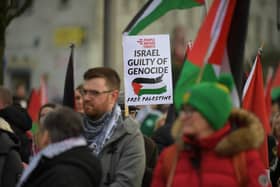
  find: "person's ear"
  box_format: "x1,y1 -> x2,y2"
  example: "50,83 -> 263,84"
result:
38,130 -> 50,149
111,90 -> 119,103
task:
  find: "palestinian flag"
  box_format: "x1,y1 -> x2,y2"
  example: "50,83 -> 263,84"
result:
132,74 -> 166,96
174,0 -> 236,110
124,0 -> 204,35
27,75 -> 48,123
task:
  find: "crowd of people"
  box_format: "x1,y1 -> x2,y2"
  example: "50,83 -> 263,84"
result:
0,65 -> 280,187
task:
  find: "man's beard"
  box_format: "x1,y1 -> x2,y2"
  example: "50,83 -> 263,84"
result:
84,104 -> 104,120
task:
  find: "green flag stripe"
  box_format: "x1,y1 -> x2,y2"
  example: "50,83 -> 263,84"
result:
138,86 -> 167,96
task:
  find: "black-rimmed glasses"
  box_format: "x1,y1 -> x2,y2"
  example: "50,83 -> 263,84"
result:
81,89 -> 113,97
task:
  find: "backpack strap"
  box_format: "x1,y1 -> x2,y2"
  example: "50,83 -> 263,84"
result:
162,145 -> 179,187
232,151 -> 248,187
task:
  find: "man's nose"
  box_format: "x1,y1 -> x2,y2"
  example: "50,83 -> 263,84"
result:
83,94 -> 91,101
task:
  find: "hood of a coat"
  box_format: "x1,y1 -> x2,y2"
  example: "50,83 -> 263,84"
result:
172,108 -> 265,156
40,146 -> 102,186
0,130 -> 20,154
214,108 -> 264,156
0,105 -> 32,131
60,146 -> 102,185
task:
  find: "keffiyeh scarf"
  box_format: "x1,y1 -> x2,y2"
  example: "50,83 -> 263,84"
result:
83,105 -> 122,155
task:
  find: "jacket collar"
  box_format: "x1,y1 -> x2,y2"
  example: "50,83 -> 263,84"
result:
100,117 -> 140,150
183,123 -> 231,150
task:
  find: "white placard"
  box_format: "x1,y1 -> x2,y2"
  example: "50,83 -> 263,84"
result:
122,34 -> 173,106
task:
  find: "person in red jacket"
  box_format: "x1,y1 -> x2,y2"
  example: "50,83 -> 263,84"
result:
151,75 -> 271,187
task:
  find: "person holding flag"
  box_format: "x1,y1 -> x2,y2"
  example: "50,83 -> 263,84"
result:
151,75 -> 271,187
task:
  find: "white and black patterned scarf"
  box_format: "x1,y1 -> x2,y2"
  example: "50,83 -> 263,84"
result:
83,105 -> 122,155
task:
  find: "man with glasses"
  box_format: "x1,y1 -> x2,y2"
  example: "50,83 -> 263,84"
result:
81,67 -> 145,187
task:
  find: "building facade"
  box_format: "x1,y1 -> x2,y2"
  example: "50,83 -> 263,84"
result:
5,0 -> 279,101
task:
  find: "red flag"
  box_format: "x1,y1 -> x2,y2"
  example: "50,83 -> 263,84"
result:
27,75 -> 48,122
272,63 -> 280,88
27,89 -> 41,122
242,49 -> 271,167
265,67 -> 274,120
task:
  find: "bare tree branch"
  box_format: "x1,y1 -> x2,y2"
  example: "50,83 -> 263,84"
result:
0,0 -> 9,28
6,0 -> 33,26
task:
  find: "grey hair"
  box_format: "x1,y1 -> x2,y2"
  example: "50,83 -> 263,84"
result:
40,107 -> 83,143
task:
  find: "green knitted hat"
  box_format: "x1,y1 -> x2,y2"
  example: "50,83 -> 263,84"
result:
182,74 -> 233,130
271,87 -> 280,101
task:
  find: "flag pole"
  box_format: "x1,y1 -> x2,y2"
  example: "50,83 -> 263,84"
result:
258,42 -> 264,55
124,92 -> 129,117
247,41 -> 264,70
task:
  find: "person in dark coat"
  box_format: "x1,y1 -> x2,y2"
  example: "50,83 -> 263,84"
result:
0,117 -> 23,187
17,107 -> 102,187
0,105 -> 32,163
0,87 -> 32,163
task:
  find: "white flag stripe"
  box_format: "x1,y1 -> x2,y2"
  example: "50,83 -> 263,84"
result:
140,81 -> 166,89
242,56 -> 258,100
212,64 -> 221,75
204,0 -> 229,64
